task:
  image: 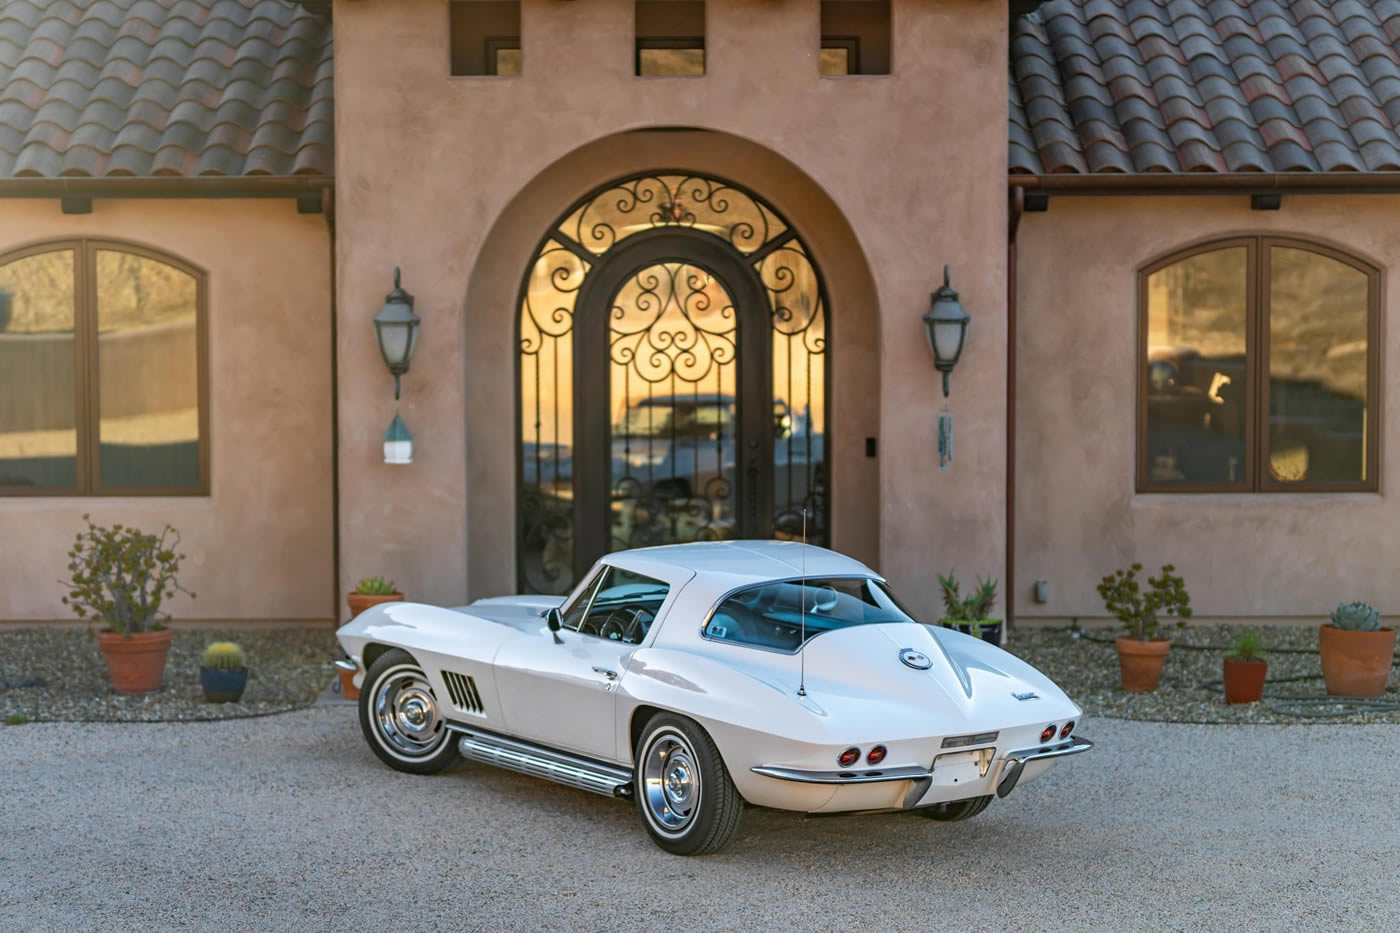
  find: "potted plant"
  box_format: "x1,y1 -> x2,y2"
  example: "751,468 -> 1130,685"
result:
1222,629 -> 1267,704
1320,602 -> 1395,697
347,576 -> 402,619
1097,562 -> 1191,692
200,642 -> 248,702
335,654 -> 360,701
61,516 -> 194,694
936,572 -> 1002,645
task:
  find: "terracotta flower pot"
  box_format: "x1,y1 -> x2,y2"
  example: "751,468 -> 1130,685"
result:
1222,658 -> 1267,704
346,592 -> 403,620
1319,624 -> 1396,697
1115,637 -> 1170,692
96,628 -> 173,694
336,663 -> 360,701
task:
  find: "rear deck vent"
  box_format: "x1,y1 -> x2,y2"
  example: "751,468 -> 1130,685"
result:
442,671 -> 485,714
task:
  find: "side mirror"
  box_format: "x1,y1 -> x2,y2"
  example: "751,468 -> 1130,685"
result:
545,607 -> 564,644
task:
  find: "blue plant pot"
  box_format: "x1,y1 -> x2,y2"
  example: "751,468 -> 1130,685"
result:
200,666 -> 248,703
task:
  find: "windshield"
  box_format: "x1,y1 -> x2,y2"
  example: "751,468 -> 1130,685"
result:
702,576 -> 915,652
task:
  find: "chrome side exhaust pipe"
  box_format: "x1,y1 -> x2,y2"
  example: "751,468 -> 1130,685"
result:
449,726 -> 633,798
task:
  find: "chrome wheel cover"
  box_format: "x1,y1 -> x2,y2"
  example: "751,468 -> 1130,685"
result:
372,667 -> 445,758
642,729 -> 701,835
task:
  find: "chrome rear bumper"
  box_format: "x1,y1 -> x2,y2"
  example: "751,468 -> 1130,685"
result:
996,735 -> 1093,798
750,735 -> 1094,796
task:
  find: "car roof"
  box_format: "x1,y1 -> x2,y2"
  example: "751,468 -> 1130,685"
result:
605,540 -> 878,593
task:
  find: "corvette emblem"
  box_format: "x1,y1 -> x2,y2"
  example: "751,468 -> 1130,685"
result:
1012,691 -> 1039,701
899,649 -> 932,670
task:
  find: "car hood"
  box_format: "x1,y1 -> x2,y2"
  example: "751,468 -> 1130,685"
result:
780,622 -> 1079,738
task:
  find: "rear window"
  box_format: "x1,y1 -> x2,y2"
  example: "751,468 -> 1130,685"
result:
702,577 -> 914,652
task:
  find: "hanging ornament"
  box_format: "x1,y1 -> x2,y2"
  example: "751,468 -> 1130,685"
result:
938,409 -> 953,471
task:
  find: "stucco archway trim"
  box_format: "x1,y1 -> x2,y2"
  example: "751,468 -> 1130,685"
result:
464,128 -> 881,598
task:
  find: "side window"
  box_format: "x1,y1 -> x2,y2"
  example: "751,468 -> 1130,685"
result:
575,567 -> 669,645
560,568 -> 607,632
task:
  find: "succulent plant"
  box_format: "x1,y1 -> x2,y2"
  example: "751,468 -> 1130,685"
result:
1097,563 -> 1193,641
201,641 -> 246,671
354,576 -> 397,596
1226,629 -> 1266,663
1330,602 -> 1380,632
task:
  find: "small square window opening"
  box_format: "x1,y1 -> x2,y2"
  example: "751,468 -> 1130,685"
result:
636,0 -> 705,77
820,0 -> 890,75
450,1 -> 522,76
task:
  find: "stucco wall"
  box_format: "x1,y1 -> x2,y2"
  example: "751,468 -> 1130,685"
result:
0,199 -> 334,621
334,0 -> 1009,617
1016,194 -> 1400,620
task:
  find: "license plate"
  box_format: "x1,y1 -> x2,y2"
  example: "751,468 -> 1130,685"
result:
932,748 -> 995,787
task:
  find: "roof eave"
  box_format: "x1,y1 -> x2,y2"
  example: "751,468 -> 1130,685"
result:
0,176 -> 334,199
1008,172 -> 1400,197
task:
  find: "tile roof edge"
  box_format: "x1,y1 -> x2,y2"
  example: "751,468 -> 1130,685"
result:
1007,171 -> 1400,193
0,175 -> 334,198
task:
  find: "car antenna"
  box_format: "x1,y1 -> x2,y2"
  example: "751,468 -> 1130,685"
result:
798,507 -> 808,697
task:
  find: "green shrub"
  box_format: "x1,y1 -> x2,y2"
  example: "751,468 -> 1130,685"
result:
937,571 -> 999,637
60,515 -> 194,636
1329,602 -> 1380,632
1226,629 -> 1266,663
1097,563 -> 1192,642
201,641 -> 247,671
5,714 -> 28,726
354,576 -> 397,596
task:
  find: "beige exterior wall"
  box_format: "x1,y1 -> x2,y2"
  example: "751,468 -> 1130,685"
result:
0,199 -> 334,621
1016,194 -> 1400,621
334,0 -> 1009,617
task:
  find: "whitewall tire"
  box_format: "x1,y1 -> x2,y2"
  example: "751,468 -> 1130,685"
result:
359,649 -> 460,774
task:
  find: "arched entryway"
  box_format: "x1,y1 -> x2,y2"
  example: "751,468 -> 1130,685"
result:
517,174 -> 829,593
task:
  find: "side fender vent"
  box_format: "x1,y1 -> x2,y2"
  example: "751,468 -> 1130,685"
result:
442,670 -> 486,715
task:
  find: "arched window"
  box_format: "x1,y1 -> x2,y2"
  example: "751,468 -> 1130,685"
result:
518,173 -> 829,593
0,241 -> 207,495
1139,237 -> 1378,492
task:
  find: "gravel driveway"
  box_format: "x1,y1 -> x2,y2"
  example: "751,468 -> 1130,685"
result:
2,709 -> 1395,932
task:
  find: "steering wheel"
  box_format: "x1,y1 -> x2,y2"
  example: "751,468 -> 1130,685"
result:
597,605 -> 657,644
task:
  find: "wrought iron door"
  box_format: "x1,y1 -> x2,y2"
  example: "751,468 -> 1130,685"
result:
518,174 -> 828,593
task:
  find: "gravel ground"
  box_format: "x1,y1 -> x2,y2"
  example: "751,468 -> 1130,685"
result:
0,709 -> 1396,932
0,627 -> 338,723
1006,624 -> 1400,724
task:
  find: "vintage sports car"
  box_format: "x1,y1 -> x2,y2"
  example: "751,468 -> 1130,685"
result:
336,541 -> 1091,855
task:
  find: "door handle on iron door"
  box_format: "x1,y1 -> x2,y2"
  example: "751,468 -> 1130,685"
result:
591,666 -> 618,680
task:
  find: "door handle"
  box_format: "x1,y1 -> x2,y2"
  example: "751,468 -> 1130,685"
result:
591,666 -> 618,680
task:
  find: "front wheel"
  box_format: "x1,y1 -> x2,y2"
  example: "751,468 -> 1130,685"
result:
634,713 -> 743,855
916,795 -> 992,821
358,649 -> 460,774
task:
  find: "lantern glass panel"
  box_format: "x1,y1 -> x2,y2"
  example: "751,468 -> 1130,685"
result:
931,318 -> 965,366
377,320 -> 413,368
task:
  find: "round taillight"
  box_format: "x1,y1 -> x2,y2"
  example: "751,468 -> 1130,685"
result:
866,745 -> 887,766
1060,721 -> 1075,739
838,747 -> 861,768
1039,724 -> 1057,744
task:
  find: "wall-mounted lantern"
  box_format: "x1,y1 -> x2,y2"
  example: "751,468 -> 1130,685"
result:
374,267 -> 421,465
922,264 -> 970,398
373,267 -> 420,401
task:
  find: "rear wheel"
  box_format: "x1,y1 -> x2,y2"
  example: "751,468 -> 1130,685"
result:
634,713 -> 743,855
359,649 -> 459,774
916,795 -> 992,822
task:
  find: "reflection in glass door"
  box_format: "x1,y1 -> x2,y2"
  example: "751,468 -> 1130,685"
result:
518,174 -> 829,593
608,262 -> 738,550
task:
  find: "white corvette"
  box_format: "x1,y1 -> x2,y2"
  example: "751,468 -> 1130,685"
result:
336,541 -> 1091,854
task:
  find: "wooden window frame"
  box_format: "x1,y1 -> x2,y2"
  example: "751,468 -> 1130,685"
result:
1137,236 -> 1381,494
820,37 -> 861,75
483,37 -> 520,76
0,239 -> 210,498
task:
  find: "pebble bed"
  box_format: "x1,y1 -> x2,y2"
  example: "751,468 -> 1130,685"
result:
0,627 -> 339,724
1,623 -> 1396,725
1005,623 -> 1400,724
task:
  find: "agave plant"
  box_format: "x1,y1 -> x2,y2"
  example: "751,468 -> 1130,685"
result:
1330,602 -> 1380,632
1226,629 -> 1266,663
